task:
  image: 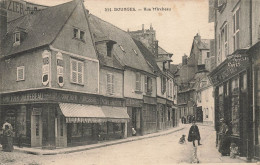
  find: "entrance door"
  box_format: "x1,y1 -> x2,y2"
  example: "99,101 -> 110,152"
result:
31,108 -> 42,147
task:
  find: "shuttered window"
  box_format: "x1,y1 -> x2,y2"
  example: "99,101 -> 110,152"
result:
144,76 -> 153,93
135,73 -> 141,91
107,73 -> 115,94
17,66 -> 25,81
70,59 -> 84,85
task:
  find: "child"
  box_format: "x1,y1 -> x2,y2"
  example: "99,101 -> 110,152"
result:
179,135 -> 186,144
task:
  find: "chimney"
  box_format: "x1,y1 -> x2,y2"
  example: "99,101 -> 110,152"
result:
150,23 -> 153,31
182,54 -> 188,65
0,0 -> 7,52
194,33 -> 201,42
142,24 -> 144,33
154,40 -> 158,58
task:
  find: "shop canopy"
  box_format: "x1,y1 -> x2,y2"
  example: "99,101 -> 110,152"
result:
59,103 -> 129,123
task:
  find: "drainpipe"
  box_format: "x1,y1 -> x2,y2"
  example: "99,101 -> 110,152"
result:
247,0 -> 253,162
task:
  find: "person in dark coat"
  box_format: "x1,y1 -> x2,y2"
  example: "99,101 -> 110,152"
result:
188,120 -> 202,147
2,124 -> 14,152
218,118 -> 231,156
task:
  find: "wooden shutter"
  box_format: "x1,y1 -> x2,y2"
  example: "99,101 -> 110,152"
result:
78,61 -> 83,84
71,60 -> 77,83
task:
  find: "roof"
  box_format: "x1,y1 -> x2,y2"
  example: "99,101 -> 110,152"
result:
197,39 -> 211,50
88,14 -> 153,74
133,39 -> 161,74
169,64 -> 179,75
158,46 -> 172,55
1,0 -> 78,57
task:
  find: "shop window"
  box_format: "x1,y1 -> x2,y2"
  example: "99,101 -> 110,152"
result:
242,73 -> 247,90
107,73 -> 115,95
17,66 -> 25,81
108,122 -> 113,133
60,116 -> 64,136
100,123 -> 107,134
135,72 -> 141,92
70,59 -> 84,85
168,109 -> 171,121
233,8 -> 240,51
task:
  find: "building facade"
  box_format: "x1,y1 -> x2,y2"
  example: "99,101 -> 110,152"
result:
208,0 -> 260,160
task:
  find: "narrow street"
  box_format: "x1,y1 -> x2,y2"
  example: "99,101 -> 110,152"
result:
0,125 -> 246,165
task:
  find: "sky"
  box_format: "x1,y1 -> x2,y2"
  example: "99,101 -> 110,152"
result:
26,0 -> 214,64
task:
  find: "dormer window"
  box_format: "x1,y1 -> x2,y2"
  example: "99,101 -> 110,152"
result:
73,28 -> 85,41
107,42 -> 113,57
14,32 -> 20,46
119,45 -> 125,52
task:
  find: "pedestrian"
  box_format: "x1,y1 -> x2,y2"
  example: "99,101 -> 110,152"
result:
2,124 -> 14,152
132,127 -> 136,136
218,118 -> 230,156
188,120 -> 202,147
2,119 -> 13,131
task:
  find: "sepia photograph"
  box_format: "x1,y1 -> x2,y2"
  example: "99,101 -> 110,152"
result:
0,0 -> 259,164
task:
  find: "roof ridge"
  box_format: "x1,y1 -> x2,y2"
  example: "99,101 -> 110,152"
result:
89,14 -> 129,36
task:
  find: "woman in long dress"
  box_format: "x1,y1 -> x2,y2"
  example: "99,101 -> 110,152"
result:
3,125 -> 14,152
218,119 -> 230,156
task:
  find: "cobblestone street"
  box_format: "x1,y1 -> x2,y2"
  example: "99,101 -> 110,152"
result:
0,125 -> 247,165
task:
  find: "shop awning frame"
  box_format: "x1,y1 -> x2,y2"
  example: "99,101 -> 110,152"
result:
59,103 -> 129,123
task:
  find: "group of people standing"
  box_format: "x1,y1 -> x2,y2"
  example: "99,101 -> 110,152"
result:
181,115 -> 195,124
1,119 -> 14,152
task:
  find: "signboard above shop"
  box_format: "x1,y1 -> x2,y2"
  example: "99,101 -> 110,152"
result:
209,50 -> 250,86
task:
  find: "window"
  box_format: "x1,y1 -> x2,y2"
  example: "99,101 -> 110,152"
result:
107,73 -> 115,95
73,28 -> 85,41
220,23 -> 228,59
205,108 -> 209,118
207,52 -> 210,58
144,76 -> 152,93
197,92 -> 201,103
107,43 -> 113,57
161,76 -> 166,94
73,28 -> 78,38
233,8 -> 240,51
17,66 -> 25,81
135,73 -> 141,91
14,32 -> 20,45
70,59 -> 84,85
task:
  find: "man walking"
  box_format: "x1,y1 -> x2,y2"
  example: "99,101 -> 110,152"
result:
188,120 -> 202,147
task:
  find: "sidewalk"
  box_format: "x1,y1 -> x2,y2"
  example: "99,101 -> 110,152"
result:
12,126 -> 184,155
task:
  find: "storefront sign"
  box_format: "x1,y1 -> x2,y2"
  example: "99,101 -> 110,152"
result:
1,92 -> 47,104
143,96 -> 156,105
209,54 -> 249,86
1,0 -> 26,15
100,97 -> 124,107
125,98 -> 143,107
80,95 -> 99,105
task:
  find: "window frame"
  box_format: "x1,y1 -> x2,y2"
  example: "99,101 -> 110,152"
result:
73,28 -> 85,42
14,32 -> 21,45
135,72 -> 141,92
70,58 -> 84,85
17,66 -> 25,81
233,7 -> 240,51
107,73 -> 115,95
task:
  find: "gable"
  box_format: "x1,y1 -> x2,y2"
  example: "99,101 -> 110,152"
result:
51,1 -> 97,60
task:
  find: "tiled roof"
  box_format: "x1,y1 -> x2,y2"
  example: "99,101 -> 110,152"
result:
133,39 -> 161,74
89,14 -> 153,74
1,0 -> 78,57
158,46 -> 171,55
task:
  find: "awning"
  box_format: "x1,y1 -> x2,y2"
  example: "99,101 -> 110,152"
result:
59,103 -> 129,123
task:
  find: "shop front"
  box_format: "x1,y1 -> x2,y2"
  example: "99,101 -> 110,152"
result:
0,89 -> 128,148
143,96 -> 157,134
208,50 -> 251,157
125,98 -> 143,136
